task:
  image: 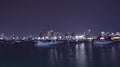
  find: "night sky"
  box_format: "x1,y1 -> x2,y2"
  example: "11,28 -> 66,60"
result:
0,0 -> 120,35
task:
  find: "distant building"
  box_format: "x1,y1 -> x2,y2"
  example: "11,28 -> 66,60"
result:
85,29 -> 92,38
47,30 -> 54,39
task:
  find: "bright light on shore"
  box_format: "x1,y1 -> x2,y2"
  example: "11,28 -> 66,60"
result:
111,36 -> 120,40
75,35 -> 85,39
0,38 -> 3,40
37,37 -> 41,40
100,37 -> 105,40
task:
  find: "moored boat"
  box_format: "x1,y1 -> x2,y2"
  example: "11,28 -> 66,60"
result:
92,36 -> 113,46
111,36 -> 120,43
34,40 -> 65,48
93,40 -> 112,45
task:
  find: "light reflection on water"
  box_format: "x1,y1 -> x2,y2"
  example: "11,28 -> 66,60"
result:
76,43 -> 87,67
0,43 -> 120,67
111,47 -> 117,67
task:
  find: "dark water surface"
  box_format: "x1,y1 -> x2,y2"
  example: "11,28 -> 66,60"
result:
0,43 -> 120,67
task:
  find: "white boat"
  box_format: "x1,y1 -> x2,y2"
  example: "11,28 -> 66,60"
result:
34,41 -> 64,47
93,40 -> 112,45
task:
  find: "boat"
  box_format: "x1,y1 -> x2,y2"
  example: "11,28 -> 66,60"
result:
93,40 -> 112,45
34,40 -> 65,48
92,36 -> 113,46
0,40 -> 15,45
111,36 -> 120,44
93,40 -> 113,47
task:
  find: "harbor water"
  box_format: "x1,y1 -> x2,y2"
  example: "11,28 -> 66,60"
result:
0,42 -> 120,67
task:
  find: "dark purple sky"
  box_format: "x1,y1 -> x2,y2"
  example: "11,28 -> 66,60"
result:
0,0 -> 120,35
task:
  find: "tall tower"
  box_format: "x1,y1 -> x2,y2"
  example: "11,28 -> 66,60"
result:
47,30 -> 54,39
85,29 -> 92,38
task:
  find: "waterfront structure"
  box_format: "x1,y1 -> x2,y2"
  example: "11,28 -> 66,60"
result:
0,30 -> 119,41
